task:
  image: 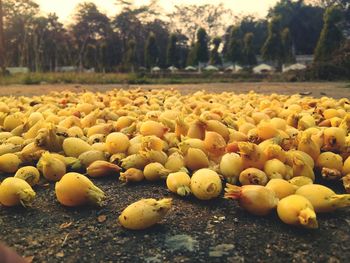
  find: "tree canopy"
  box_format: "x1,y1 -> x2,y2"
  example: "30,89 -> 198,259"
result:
0,0 -> 348,72
314,6 -> 344,62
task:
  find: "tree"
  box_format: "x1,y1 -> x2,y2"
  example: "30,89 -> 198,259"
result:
167,34 -> 179,67
71,3 -> 112,71
269,0 -> 324,54
169,3 -> 232,43
261,16 -> 284,69
144,32 -> 158,68
114,0 -> 160,67
145,19 -> 169,68
209,37 -> 222,65
314,6 -> 344,62
242,33 -> 257,66
3,0 -> 39,68
194,28 -> 209,64
0,0 -> 5,74
186,43 -> 196,66
228,26 -> 242,64
222,17 -> 268,61
281,27 -> 295,63
125,39 -> 137,72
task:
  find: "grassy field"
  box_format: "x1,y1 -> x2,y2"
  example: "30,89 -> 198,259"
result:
0,72 -> 314,85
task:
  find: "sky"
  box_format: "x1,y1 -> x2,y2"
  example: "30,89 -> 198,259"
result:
36,0 -> 279,23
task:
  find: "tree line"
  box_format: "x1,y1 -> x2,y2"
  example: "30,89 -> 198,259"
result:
0,0 -> 348,73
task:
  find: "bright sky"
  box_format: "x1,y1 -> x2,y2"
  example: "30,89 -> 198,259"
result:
36,0 -> 279,23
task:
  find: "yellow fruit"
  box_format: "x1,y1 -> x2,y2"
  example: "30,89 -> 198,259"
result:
204,131 -> 226,157
0,177 -> 36,207
121,154 -> 149,170
187,120 -> 206,140
296,184 -> 350,213
264,159 -> 287,179
37,152 -> 66,181
219,153 -> 243,184
140,120 -> 168,138
297,133 -> 320,162
323,127 -> 346,151
184,148 -> 209,171
190,169 -> 222,200
316,152 -> 343,171
143,162 -> 170,181
265,179 -> 297,199
0,153 -> 21,174
225,184 -> 278,216
63,137 -> 92,158
3,113 -> 23,131
78,150 -> 106,167
257,121 -> 279,140
166,172 -> 191,196
206,120 -> 230,142
119,198 -> 172,230
105,132 -> 130,154
86,160 -> 121,178
239,168 -> 268,186
87,123 -> 113,137
14,166 -> 40,186
288,176 -> 313,188
141,135 -> 164,151
277,195 -> 318,229
119,168 -> 144,183
165,152 -> 185,172
264,144 -> 287,163
238,142 -> 267,170
343,156 -> 350,176
55,172 -> 105,207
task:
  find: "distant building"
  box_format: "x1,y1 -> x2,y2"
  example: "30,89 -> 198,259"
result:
253,64 -> 274,74
295,55 -> 314,65
282,63 -> 307,72
6,67 -> 29,74
257,55 -> 314,65
55,66 -> 78,72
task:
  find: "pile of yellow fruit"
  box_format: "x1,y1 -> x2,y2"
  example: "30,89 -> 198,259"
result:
0,88 -> 349,230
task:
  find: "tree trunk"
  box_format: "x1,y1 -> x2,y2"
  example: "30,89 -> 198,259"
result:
0,0 -> 6,75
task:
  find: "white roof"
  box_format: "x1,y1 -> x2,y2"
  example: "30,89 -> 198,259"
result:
235,65 -> 243,71
225,65 -> 243,72
283,63 -> 307,72
168,66 -> 178,71
204,65 -> 219,71
6,67 -> 30,74
151,66 -> 161,71
185,66 -> 197,71
253,64 -> 274,73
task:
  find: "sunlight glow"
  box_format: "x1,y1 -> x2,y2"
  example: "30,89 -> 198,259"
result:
35,0 -> 279,23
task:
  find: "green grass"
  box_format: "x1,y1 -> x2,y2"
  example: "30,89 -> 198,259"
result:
0,72 -> 274,86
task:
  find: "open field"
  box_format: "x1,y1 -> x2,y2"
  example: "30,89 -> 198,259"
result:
0,82 -> 349,263
0,82 -> 349,98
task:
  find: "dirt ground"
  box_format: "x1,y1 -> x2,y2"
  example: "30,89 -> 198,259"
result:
0,82 -> 350,263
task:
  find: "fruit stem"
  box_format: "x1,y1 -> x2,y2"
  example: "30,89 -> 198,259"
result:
87,185 -> 106,207
329,194 -> 350,209
298,207 -> 318,229
177,186 -> 191,197
224,183 -> 242,199
18,189 -> 36,207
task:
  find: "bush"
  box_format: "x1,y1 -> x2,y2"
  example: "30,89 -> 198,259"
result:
309,63 -> 349,80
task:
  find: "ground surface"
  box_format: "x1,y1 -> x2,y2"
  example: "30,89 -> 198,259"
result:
0,83 -> 350,263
